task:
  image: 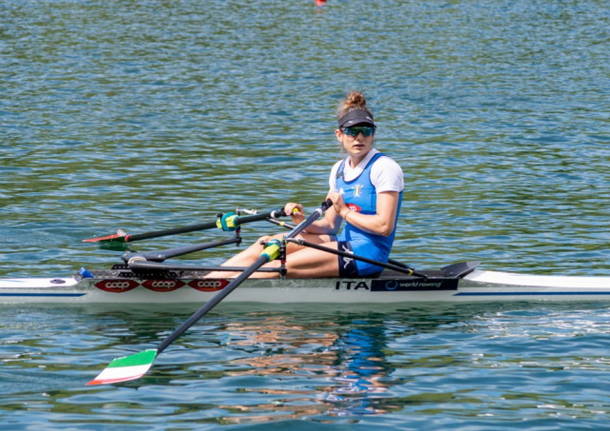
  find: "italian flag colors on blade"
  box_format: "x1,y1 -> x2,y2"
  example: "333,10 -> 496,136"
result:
87,349 -> 158,385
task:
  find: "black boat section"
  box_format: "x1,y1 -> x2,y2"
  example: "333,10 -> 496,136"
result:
366,261 -> 480,292
441,261 -> 480,278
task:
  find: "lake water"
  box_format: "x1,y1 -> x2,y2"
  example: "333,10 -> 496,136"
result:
1,0 -> 609,429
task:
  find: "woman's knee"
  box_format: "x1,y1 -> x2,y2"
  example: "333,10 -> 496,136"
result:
256,234 -> 277,244
256,233 -> 284,243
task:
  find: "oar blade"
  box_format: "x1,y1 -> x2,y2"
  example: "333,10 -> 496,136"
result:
98,240 -> 130,251
87,349 -> 157,385
82,231 -> 127,243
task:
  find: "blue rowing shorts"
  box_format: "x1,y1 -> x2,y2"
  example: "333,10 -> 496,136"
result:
337,241 -> 384,277
337,241 -> 358,277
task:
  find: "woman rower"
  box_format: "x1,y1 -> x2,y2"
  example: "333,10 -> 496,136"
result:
207,91 -> 404,278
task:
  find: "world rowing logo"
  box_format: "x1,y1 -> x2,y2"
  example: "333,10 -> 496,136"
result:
384,280 -> 399,291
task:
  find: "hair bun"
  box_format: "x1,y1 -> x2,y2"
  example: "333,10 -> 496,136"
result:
337,91 -> 373,120
344,91 -> 367,110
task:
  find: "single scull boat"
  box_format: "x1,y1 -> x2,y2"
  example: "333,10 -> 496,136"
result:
2,262 -> 610,304
4,206 -> 609,306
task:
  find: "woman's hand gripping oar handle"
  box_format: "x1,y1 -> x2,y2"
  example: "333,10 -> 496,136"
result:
285,199 -> 331,240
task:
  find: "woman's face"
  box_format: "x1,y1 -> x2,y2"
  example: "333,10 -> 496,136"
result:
336,125 -> 375,164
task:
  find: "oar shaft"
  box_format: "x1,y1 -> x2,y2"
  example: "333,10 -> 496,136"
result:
126,211 -> 282,242
85,208 -> 286,243
233,210 -> 285,226
123,238 -> 240,263
125,221 -> 217,242
128,261 -> 282,273
157,254 -> 268,354
287,238 -> 429,279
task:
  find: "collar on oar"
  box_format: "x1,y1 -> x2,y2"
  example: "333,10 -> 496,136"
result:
261,239 -> 282,262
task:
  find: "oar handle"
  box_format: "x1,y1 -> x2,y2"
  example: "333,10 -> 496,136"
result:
230,208 -> 286,226
285,199 -> 332,239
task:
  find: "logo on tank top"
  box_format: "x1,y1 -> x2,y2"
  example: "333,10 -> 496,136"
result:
340,243 -> 353,269
340,185 -> 363,197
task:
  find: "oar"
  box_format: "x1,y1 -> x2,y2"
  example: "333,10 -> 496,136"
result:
237,207 -> 297,230
128,261 -> 283,273
286,238 -> 429,279
82,208 -> 286,244
122,237 -> 240,263
87,200 -> 332,385
258,215 -> 422,276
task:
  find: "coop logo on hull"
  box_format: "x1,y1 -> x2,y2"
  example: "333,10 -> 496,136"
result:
142,279 -> 185,292
188,279 -> 229,292
94,278 -> 232,293
95,279 -> 139,293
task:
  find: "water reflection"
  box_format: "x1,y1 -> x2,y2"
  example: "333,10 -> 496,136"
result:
324,319 -> 392,416
213,313 -> 405,422
5,303 -> 610,427
205,305 -> 520,424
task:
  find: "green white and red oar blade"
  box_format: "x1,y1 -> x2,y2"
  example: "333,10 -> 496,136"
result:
87,349 -> 157,385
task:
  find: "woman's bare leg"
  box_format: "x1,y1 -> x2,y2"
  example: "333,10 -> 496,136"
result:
282,241 -> 340,278
204,233 -> 336,279
204,234 -> 272,279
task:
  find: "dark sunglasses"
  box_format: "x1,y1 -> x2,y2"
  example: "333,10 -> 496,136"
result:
342,125 -> 376,137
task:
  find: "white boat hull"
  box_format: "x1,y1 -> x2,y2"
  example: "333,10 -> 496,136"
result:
2,267 -> 610,304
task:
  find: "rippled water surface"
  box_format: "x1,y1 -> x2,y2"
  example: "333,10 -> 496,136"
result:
1,0 -> 609,429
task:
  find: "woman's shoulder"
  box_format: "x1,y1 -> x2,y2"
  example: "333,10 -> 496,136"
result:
371,154 -> 404,191
328,159 -> 345,190
373,154 -> 403,174
328,159 -> 344,176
